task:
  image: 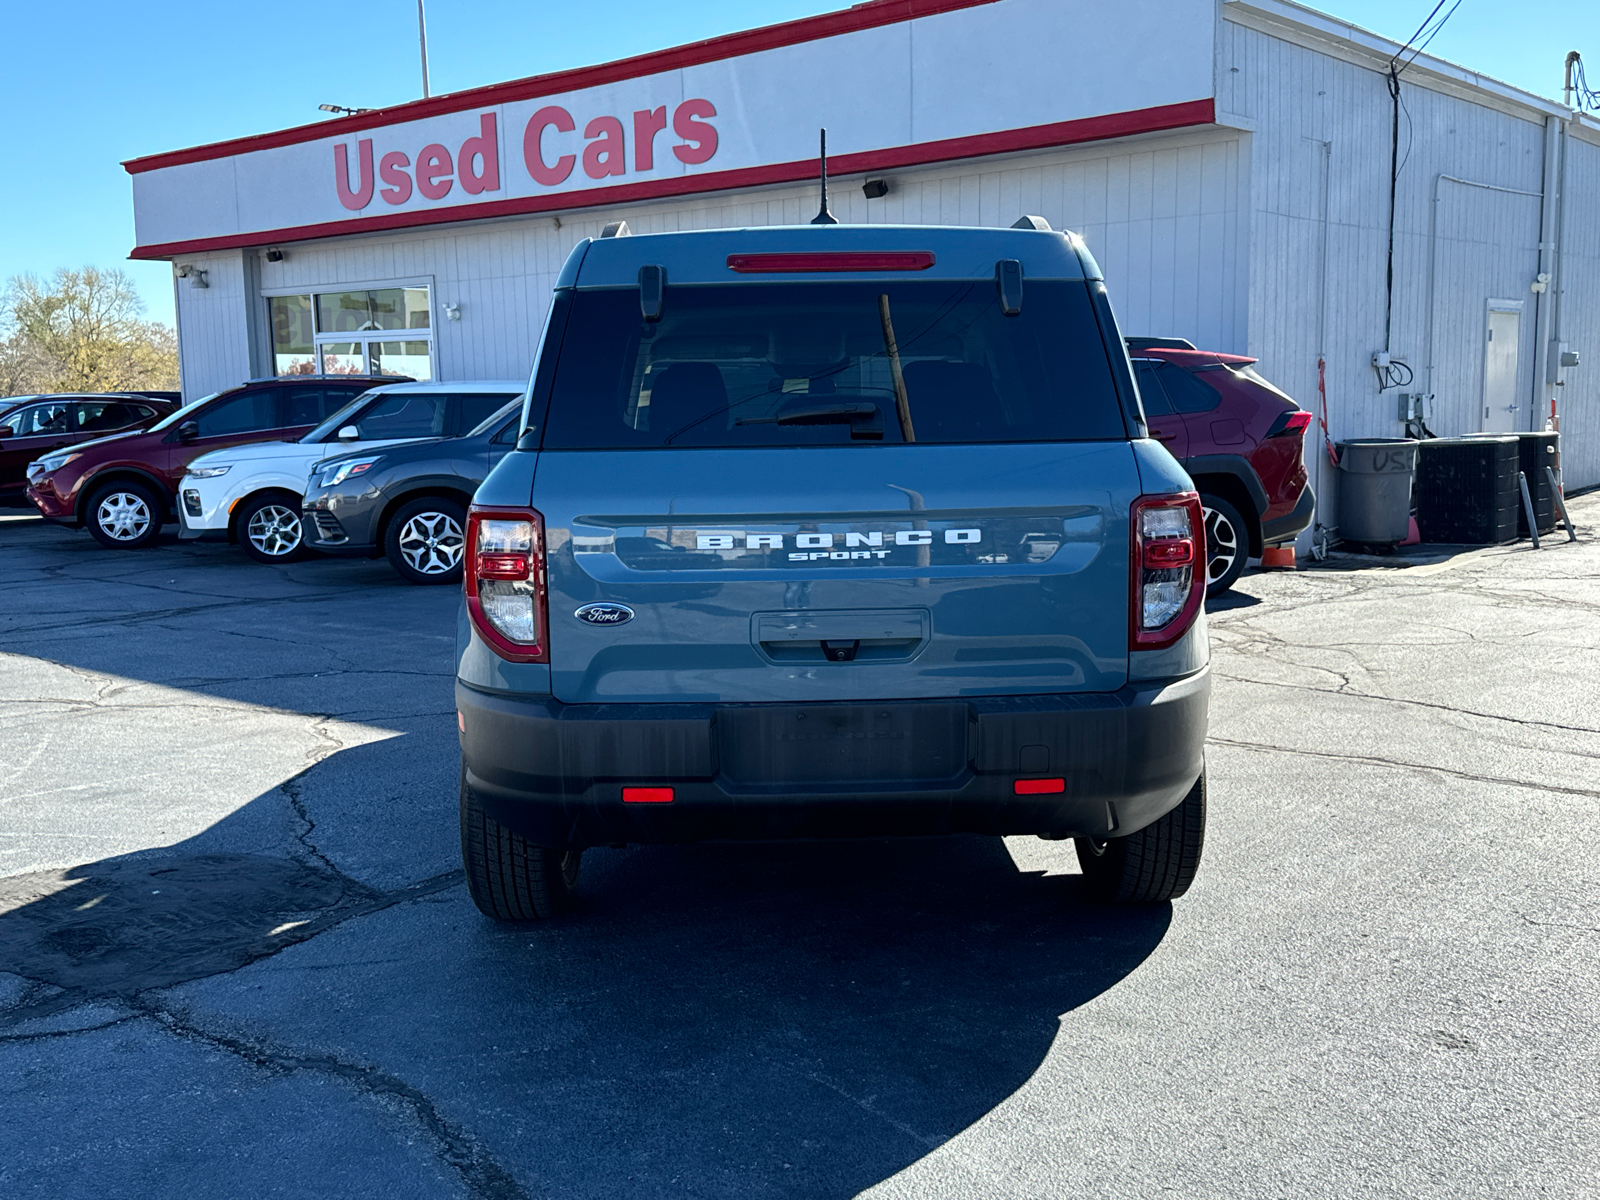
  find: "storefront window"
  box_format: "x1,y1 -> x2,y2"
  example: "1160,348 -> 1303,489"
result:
269,294 -> 316,375
269,286 -> 435,380
315,288 -> 431,334
371,340 -> 433,379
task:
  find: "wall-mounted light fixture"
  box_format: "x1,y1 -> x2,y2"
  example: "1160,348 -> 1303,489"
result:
444,302 -> 462,321
264,248 -> 285,263
862,179 -> 890,199
175,264 -> 208,289
318,103 -> 371,116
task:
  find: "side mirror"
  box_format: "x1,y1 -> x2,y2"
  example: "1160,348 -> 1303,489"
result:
177,420 -> 199,443
337,425 -> 360,441
0,426 -> 13,440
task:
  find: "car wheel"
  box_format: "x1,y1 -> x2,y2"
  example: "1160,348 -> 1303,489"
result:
236,492 -> 307,564
1075,769 -> 1206,903
460,766 -> 581,921
386,497 -> 467,585
85,481 -> 163,549
1199,494 -> 1248,597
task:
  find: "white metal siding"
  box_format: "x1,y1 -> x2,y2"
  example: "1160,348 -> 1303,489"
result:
1221,16 -> 1558,523
205,130 -> 1246,394
172,250 -> 253,401
1556,131 -> 1600,488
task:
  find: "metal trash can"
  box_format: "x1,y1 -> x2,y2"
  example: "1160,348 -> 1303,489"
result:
1336,438 -> 1418,545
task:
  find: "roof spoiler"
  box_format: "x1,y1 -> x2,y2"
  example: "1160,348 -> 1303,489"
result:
1011,215 -> 1052,231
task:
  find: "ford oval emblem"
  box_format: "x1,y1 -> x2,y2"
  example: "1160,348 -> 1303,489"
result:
575,602 -> 635,626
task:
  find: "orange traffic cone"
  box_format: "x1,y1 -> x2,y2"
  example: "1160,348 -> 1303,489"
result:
1260,546 -> 1296,570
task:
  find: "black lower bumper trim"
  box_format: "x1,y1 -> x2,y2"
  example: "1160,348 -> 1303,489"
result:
1261,484 -> 1315,546
457,674 -> 1209,849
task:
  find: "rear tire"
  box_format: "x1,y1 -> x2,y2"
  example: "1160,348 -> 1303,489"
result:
85,480 -> 163,549
1075,769 -> 1206,903
460,767 -> 581,921
236,491 -> 307,564
385,497 -> 467,585
1199,494 -> 1248,597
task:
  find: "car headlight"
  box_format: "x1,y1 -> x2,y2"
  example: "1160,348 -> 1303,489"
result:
186,464 -> 231,479
319,456 -> 380,488
32,452 -> 81,475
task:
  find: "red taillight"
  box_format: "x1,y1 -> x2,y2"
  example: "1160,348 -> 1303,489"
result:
478,553 -> 529,580
1014,778 -> 1066,795
1130,492 -> 1206,651
623,787 -> 674,804
726,251 -> 936,273
1143,538 -> 1195,569
465,506 -> 548,663
1265,410 -> 1314,438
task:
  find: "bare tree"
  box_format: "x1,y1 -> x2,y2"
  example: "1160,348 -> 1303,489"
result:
0,268 -> 179,395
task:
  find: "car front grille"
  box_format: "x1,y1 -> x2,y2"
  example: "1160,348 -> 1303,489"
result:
312,512 -> 347,543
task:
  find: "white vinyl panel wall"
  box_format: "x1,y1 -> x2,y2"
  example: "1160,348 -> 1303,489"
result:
1222,16 -> 1550,532
1555,130 -> 1600,488
172,250 -> 252,401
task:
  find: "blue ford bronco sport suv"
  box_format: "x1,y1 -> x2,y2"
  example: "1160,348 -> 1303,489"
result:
456,220 -> 1210,920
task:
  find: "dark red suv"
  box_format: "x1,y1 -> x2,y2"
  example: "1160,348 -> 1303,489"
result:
1127,339 -> 1313,594
25,376 -> 397,548
0,394 -> 176,498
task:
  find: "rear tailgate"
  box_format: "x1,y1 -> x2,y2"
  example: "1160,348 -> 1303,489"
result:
538,443 -> 1137,703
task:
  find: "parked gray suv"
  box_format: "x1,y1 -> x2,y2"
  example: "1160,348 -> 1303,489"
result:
456,222 -> 1211,921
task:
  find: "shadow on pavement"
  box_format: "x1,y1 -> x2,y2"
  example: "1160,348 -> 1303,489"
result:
0,730 -> 1171,1197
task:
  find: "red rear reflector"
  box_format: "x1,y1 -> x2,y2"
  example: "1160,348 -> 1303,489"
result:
623,787 -> 674,804
726,251 -> 936,273
477,552 -> 529,580
1143,537 -> 1195,568
1014,778 -> 1065,795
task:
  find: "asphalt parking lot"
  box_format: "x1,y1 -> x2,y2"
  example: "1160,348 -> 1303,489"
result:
2,498 -> 1597,1200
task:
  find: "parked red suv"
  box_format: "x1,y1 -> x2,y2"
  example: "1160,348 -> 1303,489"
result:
1,394 -> 176,498
25,376 -> 397,548
1127,339 -> 1313,594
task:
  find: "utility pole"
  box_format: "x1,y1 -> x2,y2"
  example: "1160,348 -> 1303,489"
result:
418,0 -> 431,98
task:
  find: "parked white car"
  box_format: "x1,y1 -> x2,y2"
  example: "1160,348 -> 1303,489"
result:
177,380 -> 525,563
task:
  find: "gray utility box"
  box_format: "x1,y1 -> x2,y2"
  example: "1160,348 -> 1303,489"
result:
1336,438 -> 1418,546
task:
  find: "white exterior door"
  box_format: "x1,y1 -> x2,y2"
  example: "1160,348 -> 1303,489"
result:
1481,304 -> 1522,433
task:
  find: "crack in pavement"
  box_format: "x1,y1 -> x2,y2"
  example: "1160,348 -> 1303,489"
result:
1208,737 -> 1600,802
1210,673 -> 1600,737
134,1001 -> 532,1200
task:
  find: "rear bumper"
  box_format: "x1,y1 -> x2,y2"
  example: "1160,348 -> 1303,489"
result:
1261,484 -> 1315,546
457,671 -> 1209,849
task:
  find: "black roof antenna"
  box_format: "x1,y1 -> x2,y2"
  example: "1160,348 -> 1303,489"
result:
810,128 -> 838,225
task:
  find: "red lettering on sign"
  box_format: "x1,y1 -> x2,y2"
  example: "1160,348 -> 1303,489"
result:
583,115 -> 626,179
672,99 -> 718,165
458,113 -> 500,195
417,144 -> 453,200
334,140 -> 374,210
379,151 -> 412,205
632,106 -> 667,172
523,106 -> 576,187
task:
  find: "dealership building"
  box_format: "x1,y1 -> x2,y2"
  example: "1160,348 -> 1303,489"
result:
126,0 -> 1600,535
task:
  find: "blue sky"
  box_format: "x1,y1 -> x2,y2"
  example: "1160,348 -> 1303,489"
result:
3,0 -> 1592,327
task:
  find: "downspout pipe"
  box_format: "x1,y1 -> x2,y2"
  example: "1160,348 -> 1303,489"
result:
1532,115 -> 1561,429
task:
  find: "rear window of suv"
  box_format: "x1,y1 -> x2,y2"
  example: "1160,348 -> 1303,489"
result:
540,280 -> 1126,448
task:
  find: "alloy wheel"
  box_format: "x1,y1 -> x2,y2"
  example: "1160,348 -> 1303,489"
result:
247,505 -> 302,558
398,511 -> 465,575
97,492 -> 152,542
1202,505 -> 1239,587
